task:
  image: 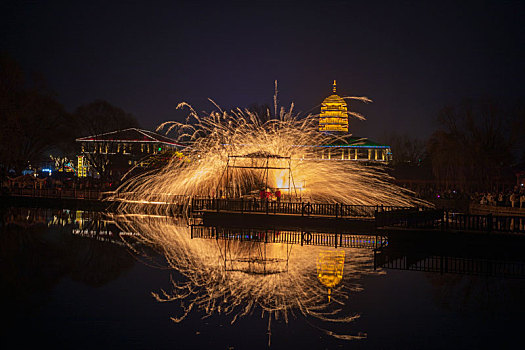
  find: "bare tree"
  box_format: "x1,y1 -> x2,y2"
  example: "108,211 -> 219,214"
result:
382,132 -> 426,166
427,98 -> 514,191
0,54 -> 70,176
75,100 -> 139,137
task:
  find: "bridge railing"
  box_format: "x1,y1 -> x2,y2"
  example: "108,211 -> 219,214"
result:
190,198 -> 413,218
376,209 -> 525,233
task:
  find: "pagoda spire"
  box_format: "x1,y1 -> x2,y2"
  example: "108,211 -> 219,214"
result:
332,80 -> 337,93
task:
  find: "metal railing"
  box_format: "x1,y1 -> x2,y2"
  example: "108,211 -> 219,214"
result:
191,225 -> 388,249
376,209 -> 525,233
445,212 -> 525,233
376,253 -> 525,278
190,197 -> 413,218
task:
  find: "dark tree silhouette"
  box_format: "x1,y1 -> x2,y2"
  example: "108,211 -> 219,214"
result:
75,100 -> 139,137
0,54 -> 70,176
427,98 -> 515,191
508,100 -> 525,163
381,132 -> 426,166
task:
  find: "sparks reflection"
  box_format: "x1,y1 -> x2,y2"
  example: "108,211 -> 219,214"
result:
116,215 -> 385,342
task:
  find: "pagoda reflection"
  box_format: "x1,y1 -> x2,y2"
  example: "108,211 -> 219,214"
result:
317,250 -> 345,302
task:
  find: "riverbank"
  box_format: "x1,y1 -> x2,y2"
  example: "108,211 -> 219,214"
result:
1,194 -> 111,211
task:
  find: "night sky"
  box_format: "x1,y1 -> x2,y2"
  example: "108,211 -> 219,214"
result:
2,0 -> 524,140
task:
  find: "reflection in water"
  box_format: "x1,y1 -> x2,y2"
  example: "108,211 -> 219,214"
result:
317,250 -> 345,302
374,234 -> 525,324
0,207 -> 137,301
376,253 -> 525,278
114,215 -> 382,343
4,207 -> 525,347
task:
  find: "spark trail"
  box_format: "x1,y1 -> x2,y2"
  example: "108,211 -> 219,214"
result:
110,97 -> 429,215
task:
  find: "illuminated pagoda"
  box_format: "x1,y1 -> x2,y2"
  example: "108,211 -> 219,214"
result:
315,81 -> 392,163
319,80 -> 348,133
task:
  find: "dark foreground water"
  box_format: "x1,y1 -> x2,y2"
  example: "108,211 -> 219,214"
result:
1,206 -> 525,349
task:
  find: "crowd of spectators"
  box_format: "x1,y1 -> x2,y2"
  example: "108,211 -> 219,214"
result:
401,183 -> 525,209
472,187 -> 525,208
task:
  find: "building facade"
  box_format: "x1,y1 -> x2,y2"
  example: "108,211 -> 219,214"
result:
76,128 -> 184,178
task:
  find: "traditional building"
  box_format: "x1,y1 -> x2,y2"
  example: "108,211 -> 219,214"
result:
315,81 -> 392,163
316,136 -> 392,162
76,128 -> 184,178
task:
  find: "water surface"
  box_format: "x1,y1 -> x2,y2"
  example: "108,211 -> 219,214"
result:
1,206 -> 524,349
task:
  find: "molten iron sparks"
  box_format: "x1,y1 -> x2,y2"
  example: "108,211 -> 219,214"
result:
110,98 -> 429,215
108,90 -> 429,342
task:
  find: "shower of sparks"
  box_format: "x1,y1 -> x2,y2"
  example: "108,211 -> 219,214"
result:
106,88 -> 429,340
115,215 -> 379,341
110,94 -> 429,215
